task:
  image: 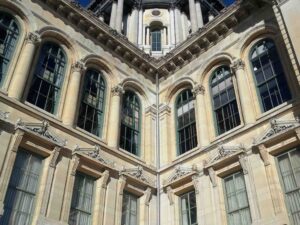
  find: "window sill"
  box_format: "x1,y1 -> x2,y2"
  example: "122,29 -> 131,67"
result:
256,100 -> 293,121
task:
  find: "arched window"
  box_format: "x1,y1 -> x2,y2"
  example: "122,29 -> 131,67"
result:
151,28 -> 161,52
0,13 -> 19,87
250,39 -> 291,112
120,91 -> 140,155
211,66 -> 240,135
176,89 -> 197,155
27,42 -> 66,114
77,69 -> 106,137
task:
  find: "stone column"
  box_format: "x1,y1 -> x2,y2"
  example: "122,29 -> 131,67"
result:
115,0 -> 124,32
0,129 -> 24,215
131,5 -> 139,45
114,176 -> 126,225
163,27 -> 167,46
193,175 -> 206,225
146,27 -> 150,45
8,32 -> 41,100
195,0 -> 204,28
188,0 -> 198,32
138,8 -> 143,47
107,85 -> 124,148
208,167 -> 222,225
140,188 -> 152,225
192,85 -> 210,147
174,6 -> 183,44
231,59 -> 256,124
169,6 -> 176,47
110,0 -> 117,28
62,61 -> 85,127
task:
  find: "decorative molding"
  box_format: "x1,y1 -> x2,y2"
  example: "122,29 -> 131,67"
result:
144,187 -> 152,206
166,186 -> 174,205
254,119 -> 300,144
119,166 -> 155,187
0,111 -> 9,120
208,167 -> 217,187
192,175 -> 201,194
258,144 -> 270,166
74,145 -> 114,167
238,154 -> 248,175
165,164 -> 200,184
159,104 -> 171,114
71,155 -> 80,176
11,129 -> 25,152
71,60 -> 85,73
231,59 -> 245,71
25,32 -> 41,45
49,147 -> 61,168
101,170 -> 110,188
192,84 -> 205,96
15,119 -> 67,146
117,175 -> 127,195
111,85 -> 124,96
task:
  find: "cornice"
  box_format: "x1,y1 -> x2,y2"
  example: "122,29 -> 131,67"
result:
37,0 -> 264,79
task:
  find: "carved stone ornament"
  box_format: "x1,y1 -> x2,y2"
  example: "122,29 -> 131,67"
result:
231,59 -> 245,71
206,144 -> 245,166
166,164 -> 200,184
254,119 -> 300,144
71,61 -> 85,73
49,147 -> 61,168
208,167 -> 217,187
74,145 -> 114,167
192,84 -> 205,96
119,166 -> 155,187
238,154 -> 248,175
166,186 -> 174,205
0,110 -> 9,120
111,85 -> 125,96
144,187 -> 152,206
15,119 -> 67,146
25,32 -> 41,45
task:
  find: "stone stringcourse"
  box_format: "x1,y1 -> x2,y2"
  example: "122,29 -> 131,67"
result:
73,144 -> 115,167
15,119 -> 67,146
254,119 -> 300,144
119,165 -> 156,187
37,0 -> 255,77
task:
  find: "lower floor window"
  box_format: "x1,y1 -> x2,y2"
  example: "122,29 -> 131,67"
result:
122,192 -> 138,225
0,149 -> 42,225
69,173 -> 95,225
224,171 -> 251,225
180,190 -> 197,225
277,148 -> 300,225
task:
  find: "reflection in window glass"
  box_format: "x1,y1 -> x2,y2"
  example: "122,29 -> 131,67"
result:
121,192 -> 138,225
180,190 -> 197,225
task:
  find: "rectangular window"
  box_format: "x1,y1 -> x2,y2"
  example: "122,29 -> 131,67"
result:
180,190 -> 197,225
69,173 -> 95,225
277,149 -> 300,224
121,192 -> 138,225
224,171 -> 251,225
0,150 -> 42,225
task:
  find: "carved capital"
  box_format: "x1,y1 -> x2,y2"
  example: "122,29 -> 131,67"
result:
25,32 -> 41,45
111,85 -> 124,96
192,84 -> 205,96
71,61 -> 85,73
231,59 -> 245,71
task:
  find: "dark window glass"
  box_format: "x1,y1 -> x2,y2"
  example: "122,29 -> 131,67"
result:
211,66 -> 240,135
176,89 -> 198,155
151,29 -> 161,52
0,150 -> 42,225
27,42 -> 66,114
0,13 -> 19,86
277,149 -> 300,225
120,91 -> 140,155
250,39 -> 291,112
180,190 -> 198,225
77,69 -> 106,137
121,192 -> 138,225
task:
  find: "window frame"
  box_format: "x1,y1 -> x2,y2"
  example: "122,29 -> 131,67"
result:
121,191 -> 139,225
179,190 -> 198,225
150,28 -> 162,52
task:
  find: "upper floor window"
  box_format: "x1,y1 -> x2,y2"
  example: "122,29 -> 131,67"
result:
276,148 -> 300,225
0,13 -> 19,87
69,173 -> 94,225
121,192 -> 138,225
224,171 -> 251,225
250,39 -> 291,112
27,42 -> 66,114
211,66 -> 240,135
151,28 -> 161,52
176,89 -> 198,155
0,149 -> 42,225
180,190 -> 197,225
77,69 -> 106,137
120,91 -> 140,156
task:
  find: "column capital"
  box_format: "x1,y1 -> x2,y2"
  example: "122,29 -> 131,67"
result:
231,59 -> 245,71
111,85 -> 124,96
192,84 -> 205,96
71,60 -> 85,73
25,32 -> 41,45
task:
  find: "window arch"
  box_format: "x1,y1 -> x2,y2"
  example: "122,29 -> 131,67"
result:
77,69 -> 106,137
211,66 -> 240,135
176,89 -> 197,155
119,91 -> 141,156
27,42 -> 66,114
0,12 -> 20,87
250,38 -> 291,112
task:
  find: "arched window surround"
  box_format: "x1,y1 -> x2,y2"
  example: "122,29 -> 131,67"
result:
24,39 -> 70,117
248,37 -> 293,113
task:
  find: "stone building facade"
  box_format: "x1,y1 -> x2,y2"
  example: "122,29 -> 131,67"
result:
0,0 -> 299,225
